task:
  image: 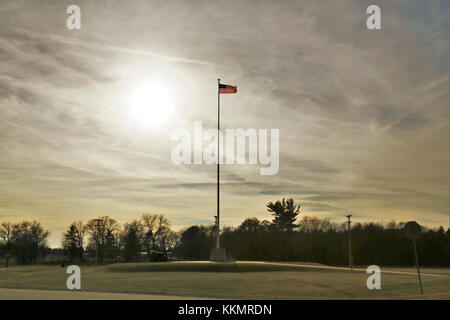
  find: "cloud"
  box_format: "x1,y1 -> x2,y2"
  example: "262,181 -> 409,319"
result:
0,0 -> 448,246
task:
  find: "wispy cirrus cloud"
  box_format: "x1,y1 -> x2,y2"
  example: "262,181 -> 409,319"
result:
0,0 -> 448,246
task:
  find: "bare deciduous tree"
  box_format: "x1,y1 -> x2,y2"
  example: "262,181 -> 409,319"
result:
0,222 -> 13,267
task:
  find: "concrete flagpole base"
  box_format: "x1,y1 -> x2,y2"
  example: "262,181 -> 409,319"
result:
209,248 -> 227,262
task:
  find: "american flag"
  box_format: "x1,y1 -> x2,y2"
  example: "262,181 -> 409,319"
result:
219,83 -> 237,94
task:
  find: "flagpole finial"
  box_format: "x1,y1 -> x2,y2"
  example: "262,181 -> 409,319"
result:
218,78 -> 220,83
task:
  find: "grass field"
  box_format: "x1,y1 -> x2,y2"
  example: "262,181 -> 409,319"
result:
0,261 -> 449,299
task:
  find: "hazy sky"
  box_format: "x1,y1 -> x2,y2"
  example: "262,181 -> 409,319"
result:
0,0 -> 448,246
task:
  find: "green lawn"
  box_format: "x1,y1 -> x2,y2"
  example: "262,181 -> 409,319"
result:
0,261 -> 449,299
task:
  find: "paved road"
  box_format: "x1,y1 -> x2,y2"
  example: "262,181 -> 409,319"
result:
239,261 -> 450,278
0,288 -> 209,300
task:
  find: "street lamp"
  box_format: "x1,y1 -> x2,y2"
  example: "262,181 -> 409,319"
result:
346,215 -> 353,270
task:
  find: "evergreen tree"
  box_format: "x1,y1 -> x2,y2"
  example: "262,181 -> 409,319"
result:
266,198 -> 301,231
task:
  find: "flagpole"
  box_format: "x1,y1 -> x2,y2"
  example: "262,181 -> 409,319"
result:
216,78 -> 220,249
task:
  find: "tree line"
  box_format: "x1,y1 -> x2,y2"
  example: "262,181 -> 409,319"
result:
0,221 -> 49,266
177,198 -> 450,266
1,198 -> 449,266
62,214 -> 179,263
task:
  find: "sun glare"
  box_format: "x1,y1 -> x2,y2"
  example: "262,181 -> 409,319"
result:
131,82 -> 174,126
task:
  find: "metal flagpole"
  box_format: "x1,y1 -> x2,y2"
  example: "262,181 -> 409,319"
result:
216,78 -> 220,249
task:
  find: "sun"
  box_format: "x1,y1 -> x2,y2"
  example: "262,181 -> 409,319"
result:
131,82 -> 175,126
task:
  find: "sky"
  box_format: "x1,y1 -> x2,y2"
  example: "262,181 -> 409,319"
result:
0,0 -> 448,247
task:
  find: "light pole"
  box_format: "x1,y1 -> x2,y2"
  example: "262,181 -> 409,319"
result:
346,214 -> 353,270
